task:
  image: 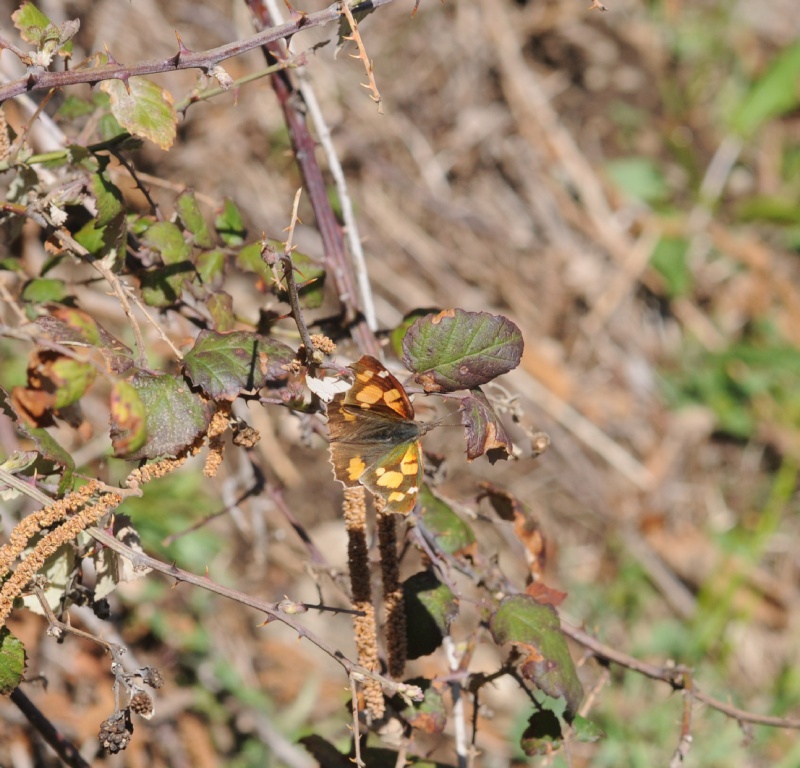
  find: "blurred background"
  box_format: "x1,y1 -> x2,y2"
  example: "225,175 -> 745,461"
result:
2,0 -> 800,765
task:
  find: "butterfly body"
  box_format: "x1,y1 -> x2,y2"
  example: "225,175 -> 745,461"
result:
327,355 -> 423,515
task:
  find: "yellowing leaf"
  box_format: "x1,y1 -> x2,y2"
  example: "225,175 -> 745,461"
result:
100,77 -> 177,151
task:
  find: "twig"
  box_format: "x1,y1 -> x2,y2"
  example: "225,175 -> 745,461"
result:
86,525 -> 421,702
107,147 -> 161,218
340,2 -> 383,110
0,1 -> 398,103
280,189 -> 316,362
31,583 -> 124,656
349,675 -> 365,767
0,275 -> 29,323
0,33 -> 30,61
175,56 -> 303,115
120,282 -> 185,361
562,622 -> 800,729
10,687 -> 91,768
444,636 -> 468,768
669,671 -> 694,767
44,226 -> 151,367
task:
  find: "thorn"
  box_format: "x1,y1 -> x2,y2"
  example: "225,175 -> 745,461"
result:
119,74 -> 131,95
284,0 -> 308,24
411,0 -> 421,17
175,30 -> 192,55
104,44 -> 119,66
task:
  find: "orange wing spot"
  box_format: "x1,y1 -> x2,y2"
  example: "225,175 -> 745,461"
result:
346,456 -> 366,481
355,384 -> 384,406
399,445 -> 419,475
387,490 -> 407,503
382,388 -> 403,406
376,469 -> 404,489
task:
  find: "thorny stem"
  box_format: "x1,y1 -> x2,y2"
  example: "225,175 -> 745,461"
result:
568,619 -> 800,730
419,521 -> 800,733
246,0 -> 380,358
87,526 -> 420,702
0,1 -> 398,103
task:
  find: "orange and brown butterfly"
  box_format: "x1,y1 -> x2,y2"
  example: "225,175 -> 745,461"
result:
327,355 -> 423,515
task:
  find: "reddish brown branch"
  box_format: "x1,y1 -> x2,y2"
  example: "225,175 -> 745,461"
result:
563,622 -> 800,730
246,0 -> 380,357
0,1 -> 395,104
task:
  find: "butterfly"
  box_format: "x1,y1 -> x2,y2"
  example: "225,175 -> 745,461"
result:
327,355 -> 423,515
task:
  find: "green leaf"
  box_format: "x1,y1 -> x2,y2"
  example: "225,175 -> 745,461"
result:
490,595 -> 583,719
419,485 -> 476,557
57,95 -> 95,119
393,678 -> 447,735
1,384 -> 75,483
109,380 -> 147,457
48,355 -> 97,409
731,41 -> 800,138
125,372 -> 214,460
195,249 -> 225,289
88,171 -> 124,226
604,157 -> 669,205
206,292 -> 235,332
143,221 -> 191,265
100,75 -> 177,151
183,330 -> 294,400
736,195 -> 800,225
459,387 -> 513,462
0,450 -> 38,475
140,221 -> 195,306
571,714 -> 604,743
11,2 -> 51,43
283,250 -> 326,310
390,308 -> 441,359
650,236 -> 691,298
32,309 -> 132,374
235,241 -> 325,309
402,309 -> 524,393
98,110 -> 126,143
177,191 -> 213,248
0,628 -> 26,695
140,264 -> 194,307
403,570 -> 459,660
21,278 -> 68,303
520,709 -> 563,756
235,242 -> 269,280
215,199 -> 247,247
2,382 -> 75,472
73,173 -> 126,266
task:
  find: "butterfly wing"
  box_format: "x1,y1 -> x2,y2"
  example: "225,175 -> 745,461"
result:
341,355 -> 416,422
327,356 -> 423,515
